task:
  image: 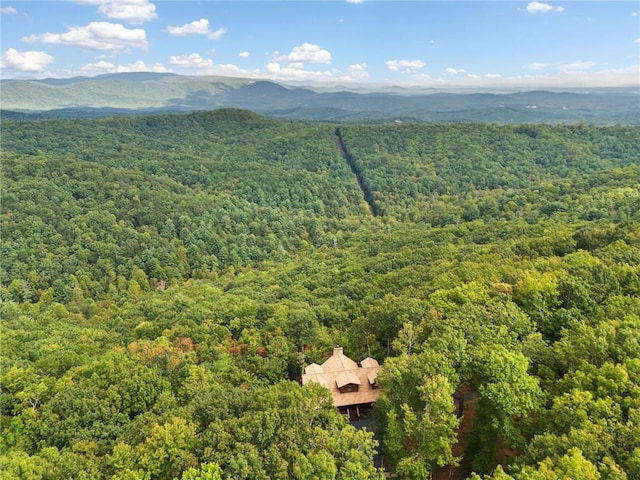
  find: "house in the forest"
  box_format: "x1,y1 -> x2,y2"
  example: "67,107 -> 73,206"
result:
301,346 -> 383,421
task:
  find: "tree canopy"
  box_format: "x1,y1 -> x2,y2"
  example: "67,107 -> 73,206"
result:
2,110 -> 639,479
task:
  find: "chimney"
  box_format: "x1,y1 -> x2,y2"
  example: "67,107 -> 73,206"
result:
333,346 -> 343,356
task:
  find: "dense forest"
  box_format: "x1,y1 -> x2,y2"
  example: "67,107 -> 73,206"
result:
1,110 -> 639,479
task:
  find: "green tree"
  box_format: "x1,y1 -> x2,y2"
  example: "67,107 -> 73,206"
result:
378,352 -> 459,478
180,462 -> 223,480
468,345 -> 543,473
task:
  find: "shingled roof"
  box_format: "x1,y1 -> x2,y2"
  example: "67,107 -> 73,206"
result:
301,347 -> 383,407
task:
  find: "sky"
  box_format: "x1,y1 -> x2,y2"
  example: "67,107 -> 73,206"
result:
1,0 -> 639,88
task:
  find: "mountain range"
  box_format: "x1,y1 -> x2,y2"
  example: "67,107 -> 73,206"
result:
2,72 -> 638,124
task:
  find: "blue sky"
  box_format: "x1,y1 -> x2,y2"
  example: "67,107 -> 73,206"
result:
1,1 -> 639,88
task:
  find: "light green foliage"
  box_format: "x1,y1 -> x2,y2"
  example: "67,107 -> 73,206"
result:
136,416 -> 198,479
180,462 -> 223,480
505,447 -> 600,480
476,451 -> 600,479
520,359 -> 640,476
466,345 -> 543,473
474,346 -> 543,437
0,446 -> 103,480
378,353 -> 460,478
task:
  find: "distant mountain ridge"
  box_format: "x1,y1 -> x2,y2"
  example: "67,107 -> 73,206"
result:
2,73 -> 638,124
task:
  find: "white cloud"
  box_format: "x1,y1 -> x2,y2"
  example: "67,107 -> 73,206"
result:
118,60 -> 167,73
57,59 -> 261,80
97,2 -> 156,25
166,18 -> 227,40
167,52 -> 259,77
265,62 -> 280,73
347,63 -> 368,77
167,18 -> 211,36
339,63 -> 369,81
631,12 -> 638,17
265,43 -> 334,82
208,28 -> 227,41
80,59 -> 168,74
126,60 -> 165,72
207,63 -> 252,76
1,6 -> 17,14
265,61 -> 332,81
524,62 -> 553,70
0,48 -> 54,72
74,0 -> 157,24
635,38 -> 640,44
385,59 -> 425,72
346,0 -> 365,3
168,53 -> 214,68
405,64 -> 639,89
557,60 -> 597,71
238,51 -> 250,59
412,73 -> 433,81
525,2 -> 564,14
524,61 -> 597,72
22,22 -> 147,53
275,43 -> 331,64
79,59 -> 116,73
444,67 -> 465,75
117,61 -> 144,73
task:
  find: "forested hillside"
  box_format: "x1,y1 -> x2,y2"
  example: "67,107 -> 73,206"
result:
2,110 -> 639,480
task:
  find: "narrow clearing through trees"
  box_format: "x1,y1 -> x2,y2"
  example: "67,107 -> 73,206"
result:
335,128 -> 378,217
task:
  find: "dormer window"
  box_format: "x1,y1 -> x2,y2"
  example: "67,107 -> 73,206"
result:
336,371 -> 361,393
339,383 -> 359,393
368,371 -> 378,389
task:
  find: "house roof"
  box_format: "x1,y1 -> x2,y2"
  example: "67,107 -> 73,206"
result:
321,347 -> 359,372
335,370 -> 362,388
361,357 -> 380,368
305,363 -> 324,374
301,347 -> 383,407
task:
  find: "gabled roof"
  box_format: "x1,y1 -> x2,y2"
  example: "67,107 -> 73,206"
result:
335,371 -> 362,388
305,363 -> 324,374
301,347 -> 383,407
360,357 -> 380,368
